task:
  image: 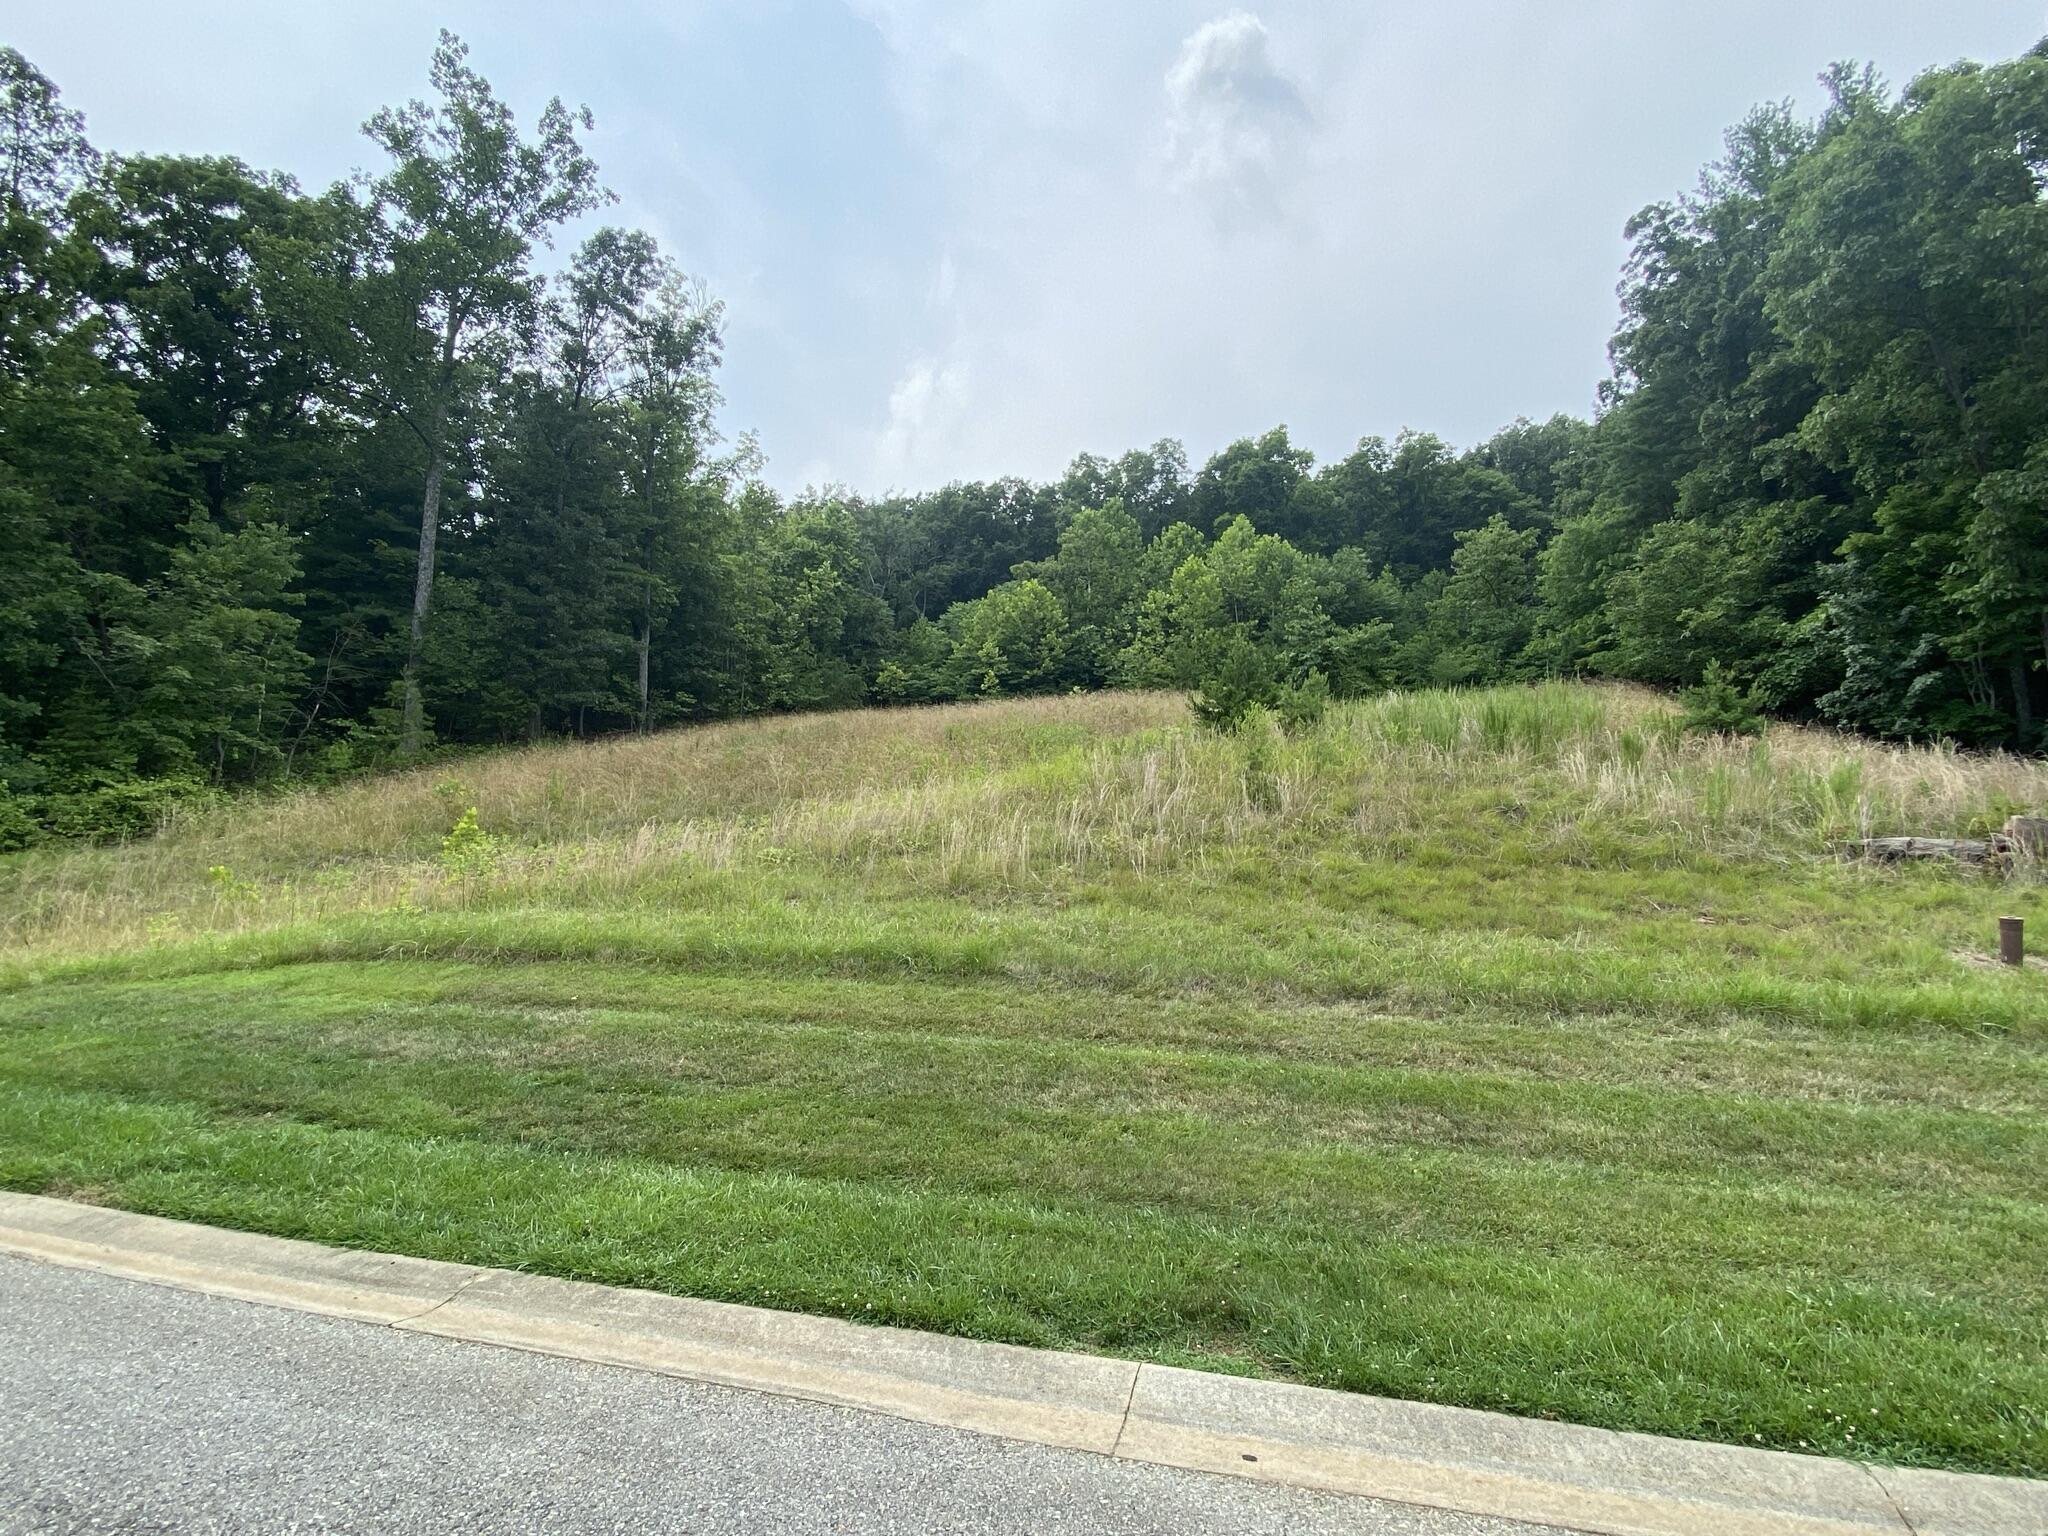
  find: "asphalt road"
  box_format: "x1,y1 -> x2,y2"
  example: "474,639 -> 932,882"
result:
0,1256 -> 1555,1536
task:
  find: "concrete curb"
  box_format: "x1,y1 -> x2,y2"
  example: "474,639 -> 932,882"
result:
2,1192 -> 2040,1536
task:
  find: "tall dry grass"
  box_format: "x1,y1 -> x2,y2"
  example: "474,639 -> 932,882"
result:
2,683 -> 2042,959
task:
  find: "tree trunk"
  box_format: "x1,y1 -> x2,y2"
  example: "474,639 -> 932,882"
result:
2012,654 -> 2035,747
398,435 -> 447,757
638,442 -> 663,737
637,619 -> 652,733
400,307 -> 464,758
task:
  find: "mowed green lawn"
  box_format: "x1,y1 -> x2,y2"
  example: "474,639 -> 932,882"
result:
2,686 -> 2043,1474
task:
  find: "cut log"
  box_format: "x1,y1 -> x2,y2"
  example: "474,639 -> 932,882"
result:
1846,836 -> 1999,864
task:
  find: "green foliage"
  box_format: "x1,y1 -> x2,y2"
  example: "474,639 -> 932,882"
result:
204,863 -> 258,900
1189,633 -> 1279,731
870,660 -> 915,703
0,788 -> 40,852
1680,663 -> 1767,737
1189,640 -> 1329,736
1412,514 -> 1542,684
942,579 -> 1072,697
1013,500 -> 1144,683
34,778 -> 217,843
438,805 -> 501,877
1585,52 -> 2048,744
1273,668 -> 1330,734
4,33 -> 2046,854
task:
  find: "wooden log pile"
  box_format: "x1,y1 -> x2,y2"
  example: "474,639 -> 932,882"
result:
1846,814 -> 2046,868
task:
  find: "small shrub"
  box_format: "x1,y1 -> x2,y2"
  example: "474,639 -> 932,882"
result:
1191,636 -> 1279,732
0,788 -> 41,852
205,864 -> 258,901
1194,639 -> 1327,736
1679,663 -> 1765,737
1274,670 -> 1330,734
439,806 -> 501,877
872,660 -> 913,702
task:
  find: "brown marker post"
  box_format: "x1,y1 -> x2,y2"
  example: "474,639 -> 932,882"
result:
1998,916 -> 2024,967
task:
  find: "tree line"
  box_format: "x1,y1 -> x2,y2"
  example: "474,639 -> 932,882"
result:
2,35 -> 2043,844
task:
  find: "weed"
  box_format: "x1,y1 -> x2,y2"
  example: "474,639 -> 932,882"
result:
439,807 -> 500,878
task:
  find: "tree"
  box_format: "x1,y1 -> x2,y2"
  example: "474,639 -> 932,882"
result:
1413,515 -> 1541,685
121,518 -> 311,781
855,477 -> 1062,622
1190,427 -> 1315,541
1119,517 -> 1349,694
72,155 -> 342,524
1763,51 -> 2048,741
467,228 -> 667,738
943,579 -> 1072,696
1678,660 -> 1765,736
1957,444 -> 2048,745
353,31 -> 608,753
0,49 -> 141,785
1058,439 -> 1191,538
1013,499 -> 1145,684
731,498 -> 891,712
618,252 -> 723,730
1365,432 -> 1533,581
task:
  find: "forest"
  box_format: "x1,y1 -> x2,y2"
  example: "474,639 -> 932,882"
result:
2,34 -> 2045,845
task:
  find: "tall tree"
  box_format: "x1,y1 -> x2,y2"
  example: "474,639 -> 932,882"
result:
72,154 -> 341,524
0,49 -> 120,778
1766,51 -> 2048,741
354,30 -> 607,753
618,251 -> 723,730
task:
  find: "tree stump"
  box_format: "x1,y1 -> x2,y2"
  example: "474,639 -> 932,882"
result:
2004,815 -> 2048,858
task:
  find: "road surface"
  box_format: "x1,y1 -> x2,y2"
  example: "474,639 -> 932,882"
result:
0,1255 -> 1554,1535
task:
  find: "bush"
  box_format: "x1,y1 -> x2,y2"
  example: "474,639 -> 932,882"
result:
439,806 -> 501,877
871,660 -> 915,703
1191,636 -> 1279,731
1193,636 -> 1328,735
1680,663 -> 1765,737
0,788 -> 41,852
1274,670 -> 1330,734
38,777 -> 218,844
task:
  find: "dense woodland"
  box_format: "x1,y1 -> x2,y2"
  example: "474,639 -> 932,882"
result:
2,35 -> 2045,844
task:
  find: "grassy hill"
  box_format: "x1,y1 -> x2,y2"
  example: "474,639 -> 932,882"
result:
2,683 -> 2044,1474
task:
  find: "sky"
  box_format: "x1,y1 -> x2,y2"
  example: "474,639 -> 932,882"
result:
11,3 -> 2044,497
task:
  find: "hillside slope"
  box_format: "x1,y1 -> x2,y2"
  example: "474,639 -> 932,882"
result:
2,685 -> 2043,1474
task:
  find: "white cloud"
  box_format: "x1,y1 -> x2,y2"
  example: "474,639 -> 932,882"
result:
877,354 -> 970,479
1163,11 -> 1312,227
806,0 -> 2035,497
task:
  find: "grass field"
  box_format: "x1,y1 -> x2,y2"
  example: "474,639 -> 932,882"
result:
2,684 -> 2044,1475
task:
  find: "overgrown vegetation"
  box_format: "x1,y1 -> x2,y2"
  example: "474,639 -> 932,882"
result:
3,18 -> 2045,1482
3,40 -> 2046,845
1,686 -> 2042,1474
